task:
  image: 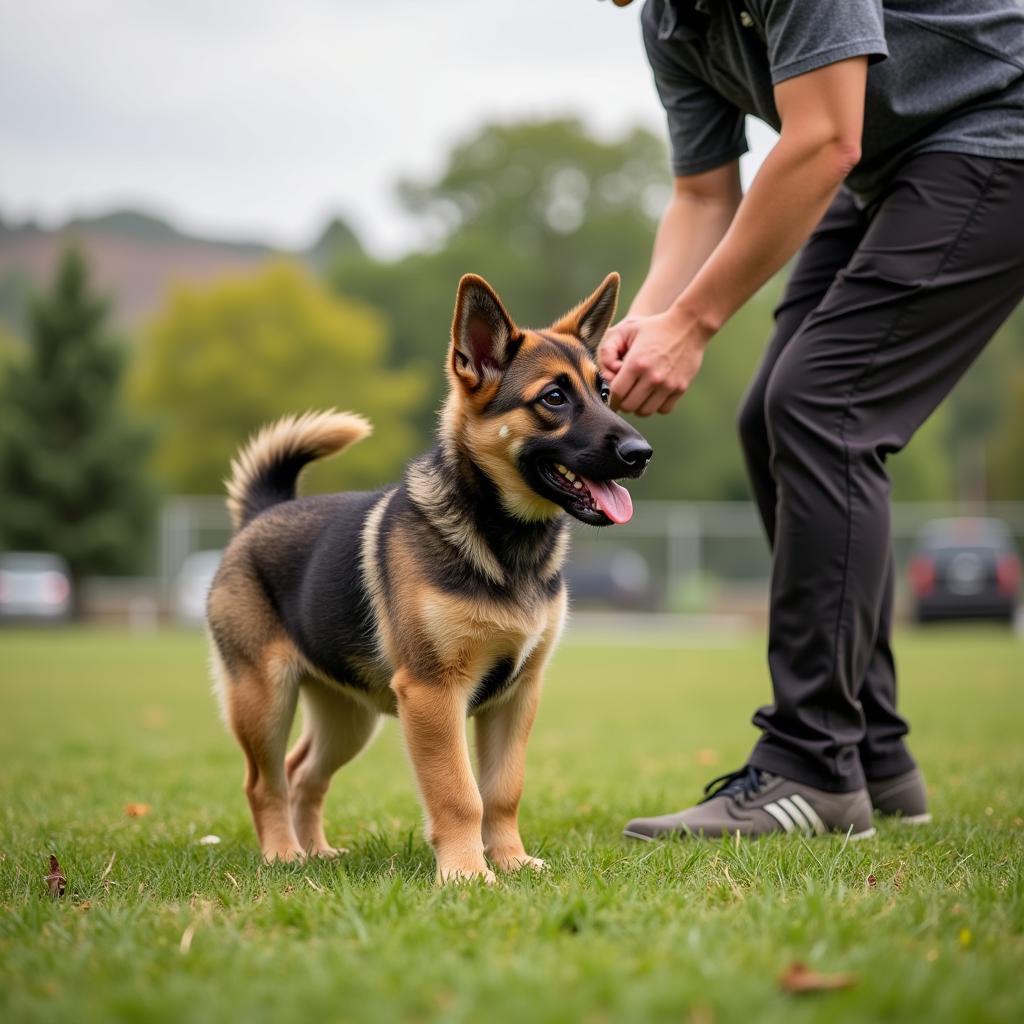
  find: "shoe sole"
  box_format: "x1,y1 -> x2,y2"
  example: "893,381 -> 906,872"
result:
622,829 -> 655,842
848,826 -> 877,840
623,826 -> 878,842
878,812 -> 932,825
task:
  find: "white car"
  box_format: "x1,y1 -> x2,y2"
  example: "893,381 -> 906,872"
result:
0,552 -> 73,621
173,550 -> 223,625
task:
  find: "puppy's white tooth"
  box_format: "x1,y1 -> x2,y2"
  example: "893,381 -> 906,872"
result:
573,481 -> 583,490
556,464 -> 568,474
565,471 -> 576,482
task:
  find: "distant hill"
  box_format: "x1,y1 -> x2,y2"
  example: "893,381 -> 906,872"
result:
0,208 -> 364,335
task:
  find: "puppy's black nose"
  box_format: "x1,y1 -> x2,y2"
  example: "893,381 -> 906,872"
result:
617,436 -> 653,471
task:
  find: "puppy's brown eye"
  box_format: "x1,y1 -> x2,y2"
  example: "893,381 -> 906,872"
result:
541,389 -> 567,408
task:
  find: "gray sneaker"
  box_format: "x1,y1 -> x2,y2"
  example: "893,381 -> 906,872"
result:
867,767 -> 931,823
623,767 -> 876,841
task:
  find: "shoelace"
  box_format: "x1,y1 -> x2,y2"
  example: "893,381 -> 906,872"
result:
700,765 -> 765,804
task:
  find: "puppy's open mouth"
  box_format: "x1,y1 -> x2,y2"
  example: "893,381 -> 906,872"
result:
539,462 -> 634,525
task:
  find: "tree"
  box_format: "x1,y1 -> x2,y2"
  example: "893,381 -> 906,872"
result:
987,366 -> 1024,500
131,261 -> 426,495
0,246 -> 154,593
332,118 -> 672,437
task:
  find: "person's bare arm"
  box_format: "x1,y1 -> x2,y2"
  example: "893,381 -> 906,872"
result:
601,163 -> 741,378
608,56 -> 867,416
630,163 -> 742,317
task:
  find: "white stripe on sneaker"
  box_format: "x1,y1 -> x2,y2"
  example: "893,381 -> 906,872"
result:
790,794 -> 827,835
778,797 -> 811,834
763,802 -> 796,833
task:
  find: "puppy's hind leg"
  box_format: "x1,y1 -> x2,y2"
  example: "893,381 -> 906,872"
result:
223,648 -> 303,862
286,681 -> 380,857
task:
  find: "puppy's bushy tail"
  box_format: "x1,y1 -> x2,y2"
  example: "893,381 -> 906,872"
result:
225,410 -> 372,532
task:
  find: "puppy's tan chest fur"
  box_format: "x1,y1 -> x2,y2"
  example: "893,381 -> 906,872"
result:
419,587 -> 557,681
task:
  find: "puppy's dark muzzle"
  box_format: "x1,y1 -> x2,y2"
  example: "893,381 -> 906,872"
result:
615,435 -> 653,477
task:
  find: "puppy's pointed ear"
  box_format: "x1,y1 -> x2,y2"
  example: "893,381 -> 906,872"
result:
450,274 -> 519,392
550,272 -> 620,354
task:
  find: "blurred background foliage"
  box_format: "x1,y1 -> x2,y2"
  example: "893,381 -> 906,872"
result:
1,115 -> 1023,569
130,262 -> 423,497
0,247 -> 154,586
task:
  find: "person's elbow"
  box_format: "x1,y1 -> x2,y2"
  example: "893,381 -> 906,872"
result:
783,124 -> 862,184
826,135 -> 862,180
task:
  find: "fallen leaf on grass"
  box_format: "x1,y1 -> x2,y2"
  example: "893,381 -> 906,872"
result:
125,803 -> 152,818
179,920 -> 199,955
100,852 -> 116,881
198,835 -> 221,846
45,855 -> 66,898
141,705 -> 168,730
866,874 -> 877,888
778,962 -> 858,995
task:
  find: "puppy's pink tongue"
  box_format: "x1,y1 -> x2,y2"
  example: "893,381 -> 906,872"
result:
580,476 -> 634,525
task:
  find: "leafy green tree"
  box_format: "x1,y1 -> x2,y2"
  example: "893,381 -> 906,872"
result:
332,118 -> 671,434
988,365 -> 1024,500
0,246 -> 154,592
131,261 -> 426,495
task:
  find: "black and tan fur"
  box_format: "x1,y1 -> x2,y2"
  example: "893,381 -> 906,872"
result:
207,273 -> 652,883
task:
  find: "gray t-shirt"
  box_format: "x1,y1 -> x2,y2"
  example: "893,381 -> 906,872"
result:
642,0 -> 1024,201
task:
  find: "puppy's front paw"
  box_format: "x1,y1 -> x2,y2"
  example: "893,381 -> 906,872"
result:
308,844 -> 348,859
436,858 -> 496,886
490,849 -> 546,873
262,844 -> 306,864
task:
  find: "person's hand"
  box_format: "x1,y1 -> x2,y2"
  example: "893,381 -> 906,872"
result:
597,316 -> 639,381
599,308 -> 713,416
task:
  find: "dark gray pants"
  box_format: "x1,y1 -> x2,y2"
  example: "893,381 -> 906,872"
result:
740,151 -> 1024,792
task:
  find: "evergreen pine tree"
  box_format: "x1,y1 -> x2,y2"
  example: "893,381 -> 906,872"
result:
0,245 -> 154,604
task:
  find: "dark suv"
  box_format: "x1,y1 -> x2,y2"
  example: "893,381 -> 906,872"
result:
907,518 -> 1020,625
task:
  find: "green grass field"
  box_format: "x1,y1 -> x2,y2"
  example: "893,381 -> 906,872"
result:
1,625 -> 1022,1024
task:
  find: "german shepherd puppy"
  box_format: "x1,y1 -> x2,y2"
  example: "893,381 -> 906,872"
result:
207,272 -> 652,883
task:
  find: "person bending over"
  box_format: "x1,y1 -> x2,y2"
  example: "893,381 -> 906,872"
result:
598,0 -> 1024,839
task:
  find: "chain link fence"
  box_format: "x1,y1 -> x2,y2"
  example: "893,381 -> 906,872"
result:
157,497 -> 1024,623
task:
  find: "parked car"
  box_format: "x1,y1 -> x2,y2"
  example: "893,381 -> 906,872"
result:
907,518 -> 1020,624
173,549 -> 223,625
0,552 -> 73,622
564,550 -> 654,610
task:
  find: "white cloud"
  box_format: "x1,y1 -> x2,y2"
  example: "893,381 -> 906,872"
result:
0,0 -> 773,255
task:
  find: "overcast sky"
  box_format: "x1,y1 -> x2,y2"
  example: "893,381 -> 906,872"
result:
0,0 -> 775,257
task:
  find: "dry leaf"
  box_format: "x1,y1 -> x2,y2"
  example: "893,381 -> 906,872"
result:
124,803 -> 152,818
100,852 -> 117,881
866,874 -> 877,888
45,854 -> 67,898
198,835 -> 221,846
142,705 -> 168,730
304,876 -> 326,894
179,920 -> 199,955
778,962 -> 858,995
